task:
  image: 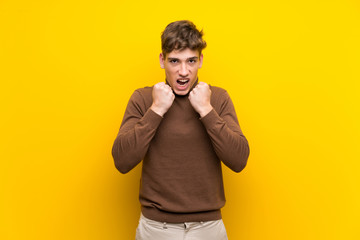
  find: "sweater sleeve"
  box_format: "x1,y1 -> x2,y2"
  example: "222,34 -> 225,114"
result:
112,90 -> 163,174
200,91 -> 250,173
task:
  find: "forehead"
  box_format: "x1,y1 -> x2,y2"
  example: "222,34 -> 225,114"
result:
166,48 -> 200,59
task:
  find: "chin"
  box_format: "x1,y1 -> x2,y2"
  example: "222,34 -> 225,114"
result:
174,89 -> 190,96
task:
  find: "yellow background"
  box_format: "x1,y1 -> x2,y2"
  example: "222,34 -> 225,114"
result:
1,0 -> 359,239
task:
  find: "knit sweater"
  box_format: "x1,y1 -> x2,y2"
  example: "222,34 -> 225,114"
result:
112,82 -> 250,223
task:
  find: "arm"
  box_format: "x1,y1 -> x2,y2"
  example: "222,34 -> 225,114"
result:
112,83 -> 174,174
111,90 -> 163,174
189,83 -> 249,173
200,91 -> 250,172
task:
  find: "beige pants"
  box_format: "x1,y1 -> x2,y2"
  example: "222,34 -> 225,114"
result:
135,214 -> 228,240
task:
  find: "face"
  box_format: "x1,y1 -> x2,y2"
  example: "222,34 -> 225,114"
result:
160,48 -> 203,95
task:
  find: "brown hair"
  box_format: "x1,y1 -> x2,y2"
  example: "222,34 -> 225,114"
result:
161,20 -> 207,58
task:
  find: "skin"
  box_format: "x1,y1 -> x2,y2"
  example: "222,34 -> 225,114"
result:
151,48 -> 213,118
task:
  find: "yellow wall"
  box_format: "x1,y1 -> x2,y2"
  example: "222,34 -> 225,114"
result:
1,0 -> 359,239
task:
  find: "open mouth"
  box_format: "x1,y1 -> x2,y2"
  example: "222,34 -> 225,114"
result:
177,79 -> 189,86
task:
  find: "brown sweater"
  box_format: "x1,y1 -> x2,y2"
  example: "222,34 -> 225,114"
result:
112,83 -> 249,223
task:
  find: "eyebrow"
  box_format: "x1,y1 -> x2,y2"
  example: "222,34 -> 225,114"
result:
167,57 -> 199,61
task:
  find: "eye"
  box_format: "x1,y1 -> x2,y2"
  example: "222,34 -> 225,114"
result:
188,59 -> 197,63
169,59 -> 178,63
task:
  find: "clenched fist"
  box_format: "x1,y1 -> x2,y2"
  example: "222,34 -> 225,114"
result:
150,82 -> 175,117
189,82 -> 213,117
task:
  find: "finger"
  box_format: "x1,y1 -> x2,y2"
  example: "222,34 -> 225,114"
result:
161,84 -> 169,91
165,88 -> 172,94
155,82 -> 164,89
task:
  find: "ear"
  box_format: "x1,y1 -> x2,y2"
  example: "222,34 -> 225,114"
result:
199,53 -> 204,68
159,53 -> 165,69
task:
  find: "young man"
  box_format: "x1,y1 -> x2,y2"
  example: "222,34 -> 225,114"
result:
112,20 -> 250,240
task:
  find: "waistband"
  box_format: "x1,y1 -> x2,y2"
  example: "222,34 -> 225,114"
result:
140,213 -> 222,230
141,206 -> 222,223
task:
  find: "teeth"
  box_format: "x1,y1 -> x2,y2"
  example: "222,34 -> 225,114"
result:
178,79 -> 188,82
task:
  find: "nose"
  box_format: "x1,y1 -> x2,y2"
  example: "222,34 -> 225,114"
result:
179,62 -> 189,77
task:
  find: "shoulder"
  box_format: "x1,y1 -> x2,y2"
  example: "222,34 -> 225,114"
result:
133,86 -> 153,96
209,85 -> 230,100
127,86 -> 153,111
209,85 -> 234,114
128,86 -> 153,102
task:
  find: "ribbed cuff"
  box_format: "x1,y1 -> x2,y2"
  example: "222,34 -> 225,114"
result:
200,109 -> 222,130
141,108 -> 164,129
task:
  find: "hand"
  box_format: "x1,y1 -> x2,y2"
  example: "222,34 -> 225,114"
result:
188,82 -> 213,117
150,82 -> 175,117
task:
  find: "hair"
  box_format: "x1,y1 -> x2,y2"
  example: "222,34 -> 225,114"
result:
161,20 -> 207,58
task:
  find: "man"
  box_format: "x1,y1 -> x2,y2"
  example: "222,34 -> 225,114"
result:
112,20 -> 250,240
